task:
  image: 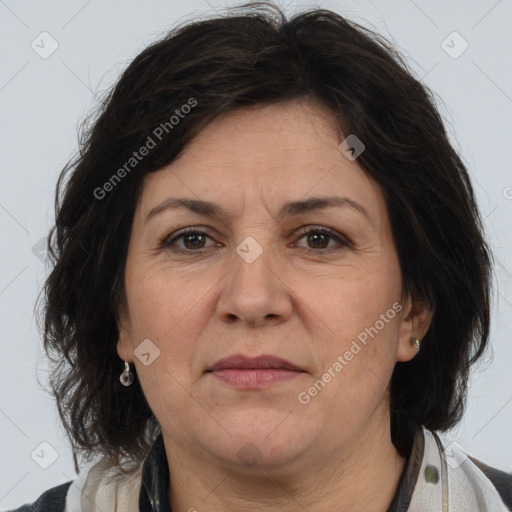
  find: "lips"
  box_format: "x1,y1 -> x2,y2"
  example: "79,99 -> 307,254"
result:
206,354 -> 305,390
206,354 -> 304,373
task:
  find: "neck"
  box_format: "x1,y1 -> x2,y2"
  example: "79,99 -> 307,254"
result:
164,409 -> 407,512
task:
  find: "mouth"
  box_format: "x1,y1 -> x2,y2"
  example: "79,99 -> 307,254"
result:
207,354 -> 304,372
205,354 -> 306,390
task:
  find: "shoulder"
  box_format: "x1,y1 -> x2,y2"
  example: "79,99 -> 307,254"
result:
5,481 -> 72,512
5,457 -> 142,512
468,455 -> 512,510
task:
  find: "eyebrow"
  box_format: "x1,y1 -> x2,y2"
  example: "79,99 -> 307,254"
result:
145,195 -> 371,224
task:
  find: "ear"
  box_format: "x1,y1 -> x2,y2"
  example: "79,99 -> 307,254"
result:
116,304 -> 134,363
396,292 -> 432,362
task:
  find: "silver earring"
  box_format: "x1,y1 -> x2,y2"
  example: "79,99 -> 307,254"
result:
120,361 -> 134,386
410,337 -> 421,351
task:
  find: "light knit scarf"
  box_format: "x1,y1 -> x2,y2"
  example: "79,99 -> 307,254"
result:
64,458 -> 141,512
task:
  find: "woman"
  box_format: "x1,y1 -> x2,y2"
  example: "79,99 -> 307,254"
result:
10,2 -> 511,511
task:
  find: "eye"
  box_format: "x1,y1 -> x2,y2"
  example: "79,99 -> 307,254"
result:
294,226 -> 350,252
161,227 -> 218,253
160,225 -> 350,255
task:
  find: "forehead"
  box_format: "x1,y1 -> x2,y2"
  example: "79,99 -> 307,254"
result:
137,99 -> 387,228
182,98 -> 342,169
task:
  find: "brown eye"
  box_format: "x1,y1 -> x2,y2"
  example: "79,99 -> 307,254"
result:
161,225 -> 349,255
181,232 -> 207,250
295,226 -> 349,252
306,231 -> 330,249
162,227 -> 217,253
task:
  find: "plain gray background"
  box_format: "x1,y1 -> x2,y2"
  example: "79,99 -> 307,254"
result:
1,0 -> 511,508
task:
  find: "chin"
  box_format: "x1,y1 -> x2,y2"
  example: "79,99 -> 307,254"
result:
197,412 -> 314,470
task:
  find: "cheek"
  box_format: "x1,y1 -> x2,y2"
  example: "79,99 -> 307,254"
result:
306,263 -> 401,344
125,267 -> 205,415
122,266 -> 208,402
126,262 -> 207,340
304,279 -> 401,425
300,256 -> 402,404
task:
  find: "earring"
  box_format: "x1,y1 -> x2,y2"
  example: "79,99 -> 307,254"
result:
410,337 -> 421,351
120,361 -> 134,386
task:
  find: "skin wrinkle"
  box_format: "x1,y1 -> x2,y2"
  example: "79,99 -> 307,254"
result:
117,98 -> 432,512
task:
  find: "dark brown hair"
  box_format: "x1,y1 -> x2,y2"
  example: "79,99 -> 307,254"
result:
41,1 -> 493,471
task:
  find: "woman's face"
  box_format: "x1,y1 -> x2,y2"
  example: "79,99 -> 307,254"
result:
117,98 -> 428,472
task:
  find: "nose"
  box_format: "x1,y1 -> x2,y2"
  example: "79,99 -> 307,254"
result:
216,240 -> 293,328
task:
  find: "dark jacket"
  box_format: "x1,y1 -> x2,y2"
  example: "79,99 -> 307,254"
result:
6,424 -> 512,511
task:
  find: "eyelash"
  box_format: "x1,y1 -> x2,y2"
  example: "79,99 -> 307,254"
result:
160,226 -> 350,254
